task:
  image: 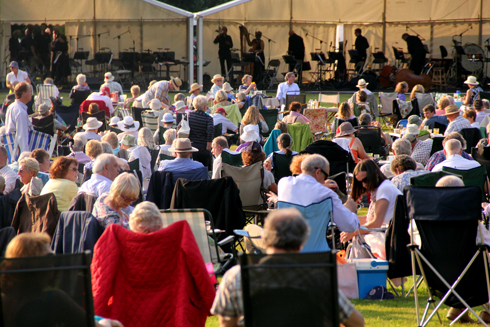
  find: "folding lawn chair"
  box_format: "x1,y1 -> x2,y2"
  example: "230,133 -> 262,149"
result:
272,152 -> 295,183
221,150 -> 243,166
0,132 -> 18,163
27,129 -> 57,158
442,165 -> 489,202
141,113 -> 159,134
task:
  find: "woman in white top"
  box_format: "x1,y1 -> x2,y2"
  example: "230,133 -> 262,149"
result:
239,105 -> 268,142
341,159 -> 401,260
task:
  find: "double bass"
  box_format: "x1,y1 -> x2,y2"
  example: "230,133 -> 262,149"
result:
380,65 -> 433,91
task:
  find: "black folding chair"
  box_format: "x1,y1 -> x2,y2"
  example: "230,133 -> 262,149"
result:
433,121 -> 447,135
442,165 -> 488,202
81,111 -> 107,132
221,151 -> 243,166
272,152 -> 295,183
31,114 -> 56,136
240,251 -> 340,327
128,158 -> 140,171
472,147 -> 490,179
355,125 -> 386,158
132,107 -> 147,128
285,94 -> 306,112
429,136 -> 444,156
214,123 -> 222,137
405,186 -> 490,326
57,104 -> 80,134
259,109 -> 279,137
460,128 -> 482,151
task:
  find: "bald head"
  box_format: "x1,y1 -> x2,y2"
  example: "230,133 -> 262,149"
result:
444,139 -> 462,156
436,176 -> 464,187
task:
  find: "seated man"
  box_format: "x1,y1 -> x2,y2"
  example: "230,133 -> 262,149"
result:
276,72 -> 300,106
402,124 -> 433,167
86,86 -> 114,115
101,72 -> 123,96
212,107 -> 238,135
444,105 -> 471,136
211,207 -> 364,327
0,146 -> 18,194
474,99 -> 488,124
432,139 -> 481,172
66,138 -> 91,163
78,117 -> 102,141
159,129 -> 177,157
159,138 -> 204,172
358,113 -> 390,153
78,154 -> 120,197
425,132 -> 475,170
420,104 -> 447,130
211,136 -> 238,179
381,138 -> 424,178
31,103 -> 68,132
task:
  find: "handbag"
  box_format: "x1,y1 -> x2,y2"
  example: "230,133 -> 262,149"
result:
178,113 -> 190,138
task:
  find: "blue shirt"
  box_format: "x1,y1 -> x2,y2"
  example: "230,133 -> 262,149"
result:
78,174 -> 113,197
158,157 -> 204,172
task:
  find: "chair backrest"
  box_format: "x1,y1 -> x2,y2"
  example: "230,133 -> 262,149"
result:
214,123 -> 222,137
409,171 -> 455,187
81,111 -> 107,132
404,185 -> 488,307
415,93 -> 435,110
71,89 -> 91,105
80,99 -> 110,118
240,251 -> 339,327
285,94 -> 306,111
272,152 -> 295,183
479,91 -> 490,101
141,113 -> 159,134
286,123 -> 315,152
68,192 -> 98,213
355,126 -> 384,155
472,147 -> 490,179
277,197 -> 333,253
160,153 -> 176,161
318,93 -> 340,107
132,107 -> 147,128
128,158 -> 139,171
441,165 -> 488,202
31,115 -> 56,136
429,135 -> 444,155
460,128 -> 482,150
222,161 -> 264,207
433,121 -> 447,135
303,108 -> 327,134
0,252 -> 95,327
56,104 -> 79,133
379,92 -> 398,114
221,150 -> 243,166
36,84 -> 56,104
27,129 -> 57,158
0,132 -> 18,163
259,109 -> 278,137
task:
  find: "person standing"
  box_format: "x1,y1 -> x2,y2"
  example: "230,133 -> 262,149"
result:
214,26 -> 233,79
402,33 -> 426,75
5,82 -> 33,153
34,23 -> 52,75
288,30 -> 305,83
9,30 -> 22,63
354,28 -> 369,71
6,61 -> 31,92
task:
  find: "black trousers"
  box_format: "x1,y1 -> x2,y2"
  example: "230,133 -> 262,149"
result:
193,145 -> 213,171
219,52 -> 233,77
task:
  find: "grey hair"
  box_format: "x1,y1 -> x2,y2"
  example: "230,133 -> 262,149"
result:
390,154 -> 416,174
285,72 -> 295,80
137,127 -> 155,149
392,138 -> 412,155
72,139 -> 85,152
263,207 -> 310,250
359,113 -> 372,126
101,132 -> 118,149
129,201 -> 164,234
300,154 -> 329,175
444,139 -> 462,156
215,90 -> 228,103
101,142 -> 113,154
193,95 -> 208,111
436,175 -> 464,187
163,129 -> 177,144
93,153 -> 115,173
74,133 -> 88,146
19,158 -> 39,176
76,74 -> 86,86
443,132 -> 466,150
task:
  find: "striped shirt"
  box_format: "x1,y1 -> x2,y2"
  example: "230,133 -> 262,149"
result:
180,110 -> 214,147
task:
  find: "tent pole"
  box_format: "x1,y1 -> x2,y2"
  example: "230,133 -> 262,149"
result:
198,16 -> 203,85
479,0 -> 483,46
93,0 -> 97,57
289,0 -> 293,30
188,17 -> 194,85
382,0 -> 386,55
140,17 -> 143,53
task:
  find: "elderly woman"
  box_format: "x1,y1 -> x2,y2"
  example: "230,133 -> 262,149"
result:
129,128 -> 153,190
129,201 -> 164,234
119,134 -> 136,158
395,81 -> 409,101
335,122 -> 371,164
177,95 -> 214,170
341,159 -> 402,260
213,90 -> 232,108
211,74 -> 225,96
92,172 -> 140,229
101,132 -> 120,157
69,73 -> 90,105
242,141 -> 277,194
159,129 -> 177,157
67,138 -> 91,163
390,155 -> 427,192
463,76 -> 483,107
381,138 -> 422,178
17,158 -> 43,196
436,96 -> 452,115
84,139 -> 103,172
282,101 -> 311,125
238,74 -> 257,95
41,157 -> 79,212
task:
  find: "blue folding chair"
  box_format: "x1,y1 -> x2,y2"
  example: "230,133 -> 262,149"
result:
0,132 -> 17,163
27,129 -> 57,157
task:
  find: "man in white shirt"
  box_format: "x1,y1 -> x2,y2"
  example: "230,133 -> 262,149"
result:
86,86 -> 114,115
211,136 -> 238,179
78,154 -> 120,197
101,72 -> 123,96
355,78 -> 372,95
432,139 -> 481,172
6,61 -> 31,91
5,82 -> 33,153
0,146 -> 19,194
276,72 -> 300,106
474,99 -> 488,124
212,107 -> 238,135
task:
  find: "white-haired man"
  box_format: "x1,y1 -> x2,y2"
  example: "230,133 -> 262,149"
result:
432,139 -> 481,172
78,154 -> 120,197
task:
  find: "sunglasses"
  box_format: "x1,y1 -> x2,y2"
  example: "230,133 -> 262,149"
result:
121,194 -> 138,203
358,177 -> 368,184
315,167 -> 329,181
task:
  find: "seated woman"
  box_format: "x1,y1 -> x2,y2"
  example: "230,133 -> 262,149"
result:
239,105 -> 268,142
238,74 -> 257,95
264,133 -> 297,170
410,84 -> 424,101
213,90 -> 232,108
222,82 -> 236,101
395,81 -> 409,101
211,74 -> 225,96
282,101 -> 311,125
436,96 -> 451,115
119,134 -> 137,159
69,73 -> 91,106
92,172 -> 140,229
67,138 -> 91,163
159,129 -> 177,157
32,103 -> 68,132
101,132 -> 120,157
40,157 -> 79,212
130,128 -> 154,189
124,85 -> 140,109
463,75 -> 483,107
234,92 -> 249,109
17,158 -> 43,196
128,201 -> 164,234
335,122 -> 371,164
188,83 -> 203,102
83,139 -> 103,172
332,102 -> 358,131
242,141 -> 277,194
389,154 -> 427,192
87,103 -> 99,114
341,159 -> 402,260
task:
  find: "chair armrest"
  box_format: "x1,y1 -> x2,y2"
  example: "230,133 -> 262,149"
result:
360,226 -> 387,233
218,235 -> 235,247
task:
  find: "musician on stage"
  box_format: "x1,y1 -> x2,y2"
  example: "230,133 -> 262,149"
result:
276,72 -> 300,106
402,33 -> 426,75
51,30 -> 70,85
248,31 -> 265,82
213,26 -> 233,79
354,28 -> 369,71
9,30 -> 22,63
288,30 -> 305,81
34,23 -> 52,75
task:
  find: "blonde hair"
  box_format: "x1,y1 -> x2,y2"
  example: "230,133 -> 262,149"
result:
6,233 -> 51,258
85,140 -> 103,159
137,127 -> 155,149
110,173 -> 140,199
164,129 -> 177,144
236,92 -> 247,102
410,84 -> 425,100
215,90 -> 228,103
242,74 -> 252,84
130,85 -> 140,97
129,201 -> 163,234
337,102 -> 352,120
19,158 -> 40,176
241,105 -> 260,125
438,96 -> 451,111
101,132 -> 118,149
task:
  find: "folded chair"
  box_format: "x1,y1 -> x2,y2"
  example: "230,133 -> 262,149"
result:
0,252 -> 95,327
405,186 -> 490,326
240,251 -> 339,327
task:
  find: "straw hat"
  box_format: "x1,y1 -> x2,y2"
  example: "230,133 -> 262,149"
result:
162,113 -> 174,123
444,105 -> 460,116
174,100 -> 186,112
83,117 -> 103,130
117,116 -> 140,132
190,83 -> 203,93
402,124 -> 420,142
222,82 -> 234,92
170,77 -> 182,91
149,99 -> 162,110
211,74 -> 224,83
356,79 -> 369,88
109,116 -> 120,126
240,125 -> 260,142
169,138 -> 199,153
464,76 -> 479,85
104,72 -> 114,82
336,122 -> 357,137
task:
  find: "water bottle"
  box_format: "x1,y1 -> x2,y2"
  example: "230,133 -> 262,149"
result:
456,90 -> 461,101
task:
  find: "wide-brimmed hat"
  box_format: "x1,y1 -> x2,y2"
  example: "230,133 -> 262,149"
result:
121,134 -> 136,146
38,103 -> 50,115
222,82 -> 234,92
174,100 -> 186,112
402,124 -> 420,142
162,113 -> 174,123
211,74 -> 224,83
83,117 -> 103,130
149,99 -> 162,110
356,79 -> 369,88
444,104 -> 460,116
100,86 -> 111,97
170,77 -> 182,91
408,115 -> 423,126
169,138 -> 199,153
9,61 -> 19,69
117,116 -> 140,132
109,116 -> 120,126
464,76 -> 479,85
104,72 -> 114,82
240,125 -> 260,142
190,83 -> 203,93
215,107 -> 227,116
243,141 -> 262,154
336,122 -> 357,137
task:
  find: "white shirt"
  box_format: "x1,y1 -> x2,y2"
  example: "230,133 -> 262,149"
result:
0,165 -> 18,194
358,87 -> 372,96
5,100 -> 32,153
276,82 -> 300,101
369,180 -> 402,225
78,173 -> 113,197
6,70 -> 29,85
129,146 -> 152,191
476,111 -> 489,124
86,92 -> 115,114
78,130 -> 102,142
471,122 -> 480,128
212,148 -> 239,179
159,144 -> 173,157
278,174 -> 359,233
432,154 -> 481,172
212,114 -> 238,134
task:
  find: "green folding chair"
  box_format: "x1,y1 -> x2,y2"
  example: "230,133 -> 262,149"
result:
259,109 -> 279,137
214,123 -> 223,137
272,152 -> 295,183
160,153 -> 176,161
128,158 -> 139,171
222,151 -> 243,166
442,165 -> 489,202
409,171 -> 455,187
141,113 -> 159,134
159,126 -> 170,145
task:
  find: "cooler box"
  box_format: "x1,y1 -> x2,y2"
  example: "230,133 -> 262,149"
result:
354,259 -> 389,298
